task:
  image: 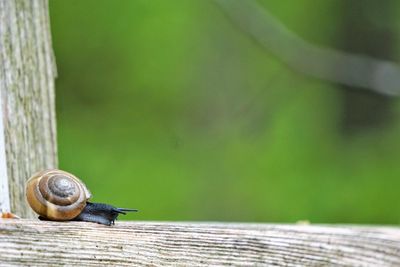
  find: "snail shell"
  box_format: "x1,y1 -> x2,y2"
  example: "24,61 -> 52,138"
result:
26,169 -> 91,220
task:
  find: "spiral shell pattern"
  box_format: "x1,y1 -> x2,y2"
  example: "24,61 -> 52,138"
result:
26,169 -> 91,220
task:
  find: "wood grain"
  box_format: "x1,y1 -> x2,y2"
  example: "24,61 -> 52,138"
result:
0,0 -> 57,217
0,220 -> 399,266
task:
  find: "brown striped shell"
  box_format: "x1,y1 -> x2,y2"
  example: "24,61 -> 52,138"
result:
26,169 -> 91,220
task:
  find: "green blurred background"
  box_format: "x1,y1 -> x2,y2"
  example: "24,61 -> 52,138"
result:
49,0 -> 400,224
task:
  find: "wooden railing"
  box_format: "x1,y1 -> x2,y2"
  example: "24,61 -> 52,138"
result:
1,220 -> 400,266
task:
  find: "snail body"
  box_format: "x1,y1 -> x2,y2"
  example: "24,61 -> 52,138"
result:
26,169 -> 137,226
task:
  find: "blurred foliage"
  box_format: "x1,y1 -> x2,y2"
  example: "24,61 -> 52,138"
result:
50,0 -> 400,223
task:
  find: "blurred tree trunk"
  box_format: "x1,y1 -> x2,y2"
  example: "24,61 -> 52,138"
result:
339,0 -> 396,133
0,0 -> 58,218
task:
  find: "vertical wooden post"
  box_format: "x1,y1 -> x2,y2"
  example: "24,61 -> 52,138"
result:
0,0 -> 57,218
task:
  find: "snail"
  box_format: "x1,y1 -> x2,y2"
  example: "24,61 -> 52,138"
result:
26,169 -> 137,226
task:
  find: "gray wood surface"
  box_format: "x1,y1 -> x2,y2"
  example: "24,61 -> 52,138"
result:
0,220 -> 399,266
0,0 -> 57,217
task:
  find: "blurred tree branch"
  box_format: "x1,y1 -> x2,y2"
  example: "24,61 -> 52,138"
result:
215,0 -> 400,96
338,0 -> 395,132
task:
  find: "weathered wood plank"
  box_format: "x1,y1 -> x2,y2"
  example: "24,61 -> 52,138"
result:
0,220 -> 399,266
0,0 -> 57,217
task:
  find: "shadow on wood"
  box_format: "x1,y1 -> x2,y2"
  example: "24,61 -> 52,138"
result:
0,220 -> 399,266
